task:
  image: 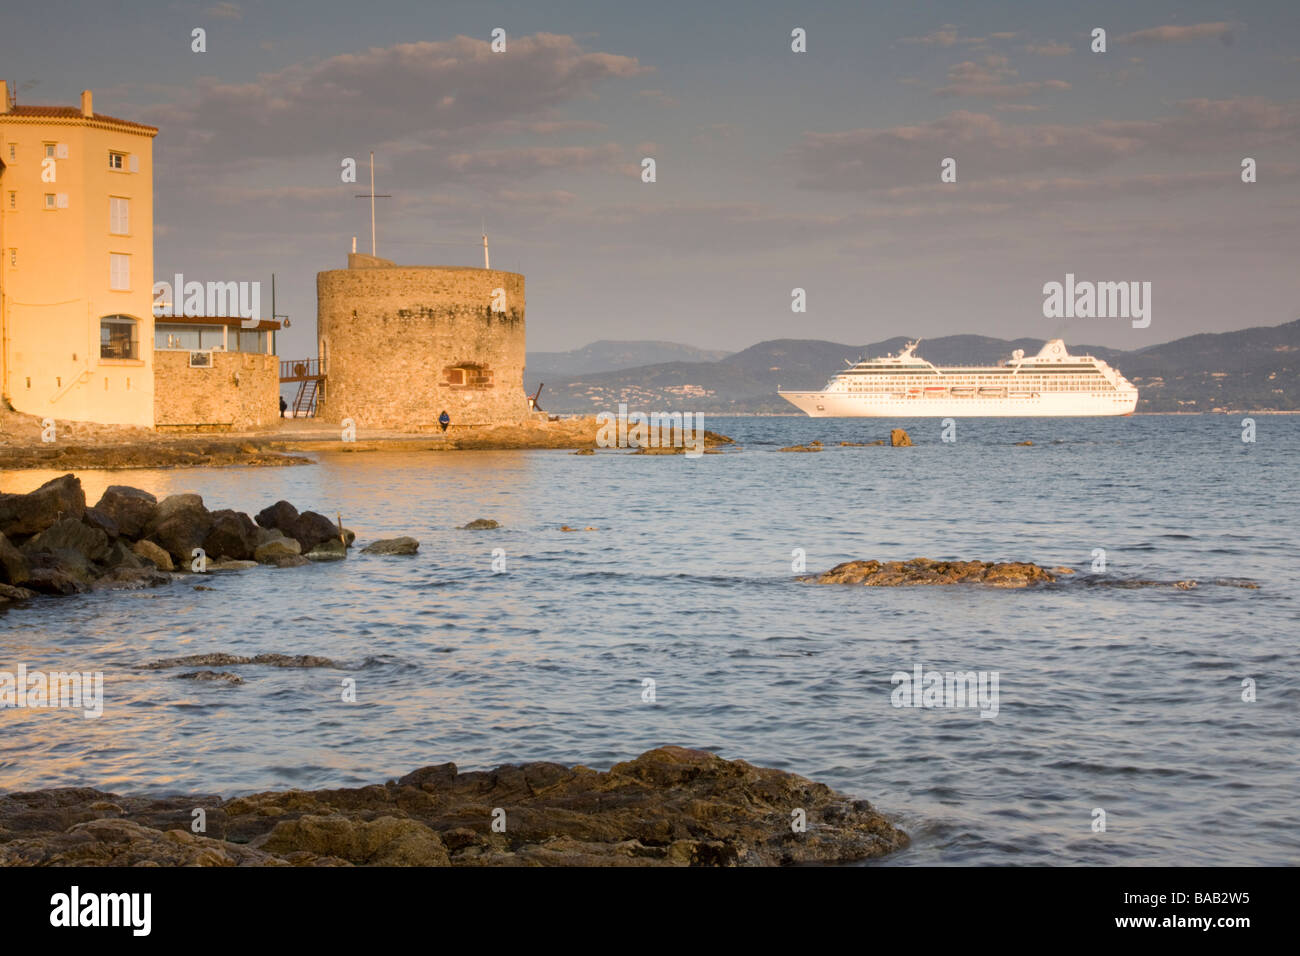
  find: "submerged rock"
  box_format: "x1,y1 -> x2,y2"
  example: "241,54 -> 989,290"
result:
305,539 -> 347,561
461,519 -> 499,530
139,653 -> 338,670
253,536 -> 301,563
0,746 -> 906,867
778,444 -> 821,452
806,558 -> 1057,588
361,537 -> 420,555
176,671 -> 244,685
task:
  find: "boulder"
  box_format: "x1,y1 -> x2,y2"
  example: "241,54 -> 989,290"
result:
460,519 -> 499,530
361,537 -> 420,556
150,493 -> 206,528
0,532 -> 30,586
254,500 -> 299,533
132,539 -> 174,572
21,518 -> 110,564
102,539 -> 147,571
0,474 -> 86,537
90,567 -> 172,591
202,510 -> 260,561
890,429 -> 912,447
254,814 -> 450,866
148,497 -> 213,566
253,537 -> 302,563
205,559 -> 258,572
0,582 -> 38,604
305,539 -> 347,562
82,507 -> 120,540
806,558 -> 1057,588
268,553 -> 310,568
292,511 -> 340,553
93,486 -> 157,539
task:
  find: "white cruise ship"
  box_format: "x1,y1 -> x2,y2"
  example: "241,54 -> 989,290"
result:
777,339 -> 1138,417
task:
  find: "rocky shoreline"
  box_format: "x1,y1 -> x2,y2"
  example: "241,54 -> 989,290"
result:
0,474 -> 386,608
0,746 -> 907,866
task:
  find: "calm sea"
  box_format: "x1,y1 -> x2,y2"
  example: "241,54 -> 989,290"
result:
2,414 -> 1297,865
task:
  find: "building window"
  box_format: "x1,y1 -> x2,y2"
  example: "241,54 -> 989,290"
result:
154,324 -> 224,351
237,329 -> 266,353
6,144 -> 13,160
8,249 -> 15,267
108,152 -> 125,170
109,197 -> 129,234
7,192 -> 14,209
44,143 -> 56,158
444,365 -> 492,386
109,253 -> 130,290
44,193 -> 56,209
100,315 -> 138,360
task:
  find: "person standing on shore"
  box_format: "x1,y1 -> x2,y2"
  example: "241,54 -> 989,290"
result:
279,396 -> 287,418
439,410 -> 450,433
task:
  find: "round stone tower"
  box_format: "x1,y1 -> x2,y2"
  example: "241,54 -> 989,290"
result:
316,254 -> 530,429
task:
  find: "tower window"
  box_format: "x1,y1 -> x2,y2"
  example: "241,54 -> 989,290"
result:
44,193 -> 56,209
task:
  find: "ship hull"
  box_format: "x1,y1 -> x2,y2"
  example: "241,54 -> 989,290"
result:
777,389 -> 1137,417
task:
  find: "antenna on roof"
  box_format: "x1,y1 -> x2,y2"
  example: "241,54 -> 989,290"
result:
354,150 -> 391,256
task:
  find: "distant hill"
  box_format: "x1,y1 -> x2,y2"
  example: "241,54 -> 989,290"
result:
528,321 -> 1300,414
525,340 -> 731,389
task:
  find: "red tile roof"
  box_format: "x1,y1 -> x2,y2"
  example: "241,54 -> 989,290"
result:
3,104 -> 158,134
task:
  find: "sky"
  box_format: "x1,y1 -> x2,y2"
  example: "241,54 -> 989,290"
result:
3,0 -> 1298,358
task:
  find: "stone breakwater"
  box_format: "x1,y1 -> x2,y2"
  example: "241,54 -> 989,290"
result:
0,474 -> 376,609
0,746 -> 907,867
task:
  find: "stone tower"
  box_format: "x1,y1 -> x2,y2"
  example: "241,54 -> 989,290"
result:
316,254 -> 530,429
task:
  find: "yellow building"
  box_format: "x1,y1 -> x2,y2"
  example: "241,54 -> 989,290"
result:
0,83 -> 157,426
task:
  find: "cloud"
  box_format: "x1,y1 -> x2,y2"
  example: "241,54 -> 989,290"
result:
1025,41 -> 1072,56
900,25 -> 985,47
441,142 -> 626,177
1115,22 -> 1236,46
934,55 -> 1070,98
146,33 -> 648,169
794,98 -> 1300,190
203,2 -> 242,20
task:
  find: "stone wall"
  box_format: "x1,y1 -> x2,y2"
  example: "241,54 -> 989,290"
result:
316,263 -> 530,429
154,350 -> 280,430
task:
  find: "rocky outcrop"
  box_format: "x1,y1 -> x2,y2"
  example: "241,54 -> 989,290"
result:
93,486 -> 157,539
890,428 -> 912,447
806,558 -> 1058,588
360,537 -> 420,555
0,475 -> 351,611
0,746 -> 906,867
461,519 -> 499,530
0,474 -> 86,537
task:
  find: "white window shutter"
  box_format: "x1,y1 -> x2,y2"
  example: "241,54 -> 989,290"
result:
56,143 -> 68,159
56,193 -> 68,208
129,155 -> 139,173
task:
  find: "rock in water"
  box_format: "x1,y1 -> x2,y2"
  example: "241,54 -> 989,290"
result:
21,518 -> 110,563
254,500 -> 300,533
461,519 -> 499,530
890,429 -> 912,447
305,539 -> 347,561
93,486 -> 157,539
202,510 -> 260,561
132,540 -> 174,572
0,474 -> 86,537
361,537 -> 420,555
0,532 -> 32,586
254,537 -> 302,563
0,746 -> 906,866
293,511 -> 341,553
806,558 -> 1057,588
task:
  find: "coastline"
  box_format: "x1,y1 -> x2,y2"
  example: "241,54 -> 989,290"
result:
0,746 -> 907,867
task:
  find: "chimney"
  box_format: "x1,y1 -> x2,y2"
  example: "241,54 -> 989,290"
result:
0,81 -> 9,114
80,89 -> 93,118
